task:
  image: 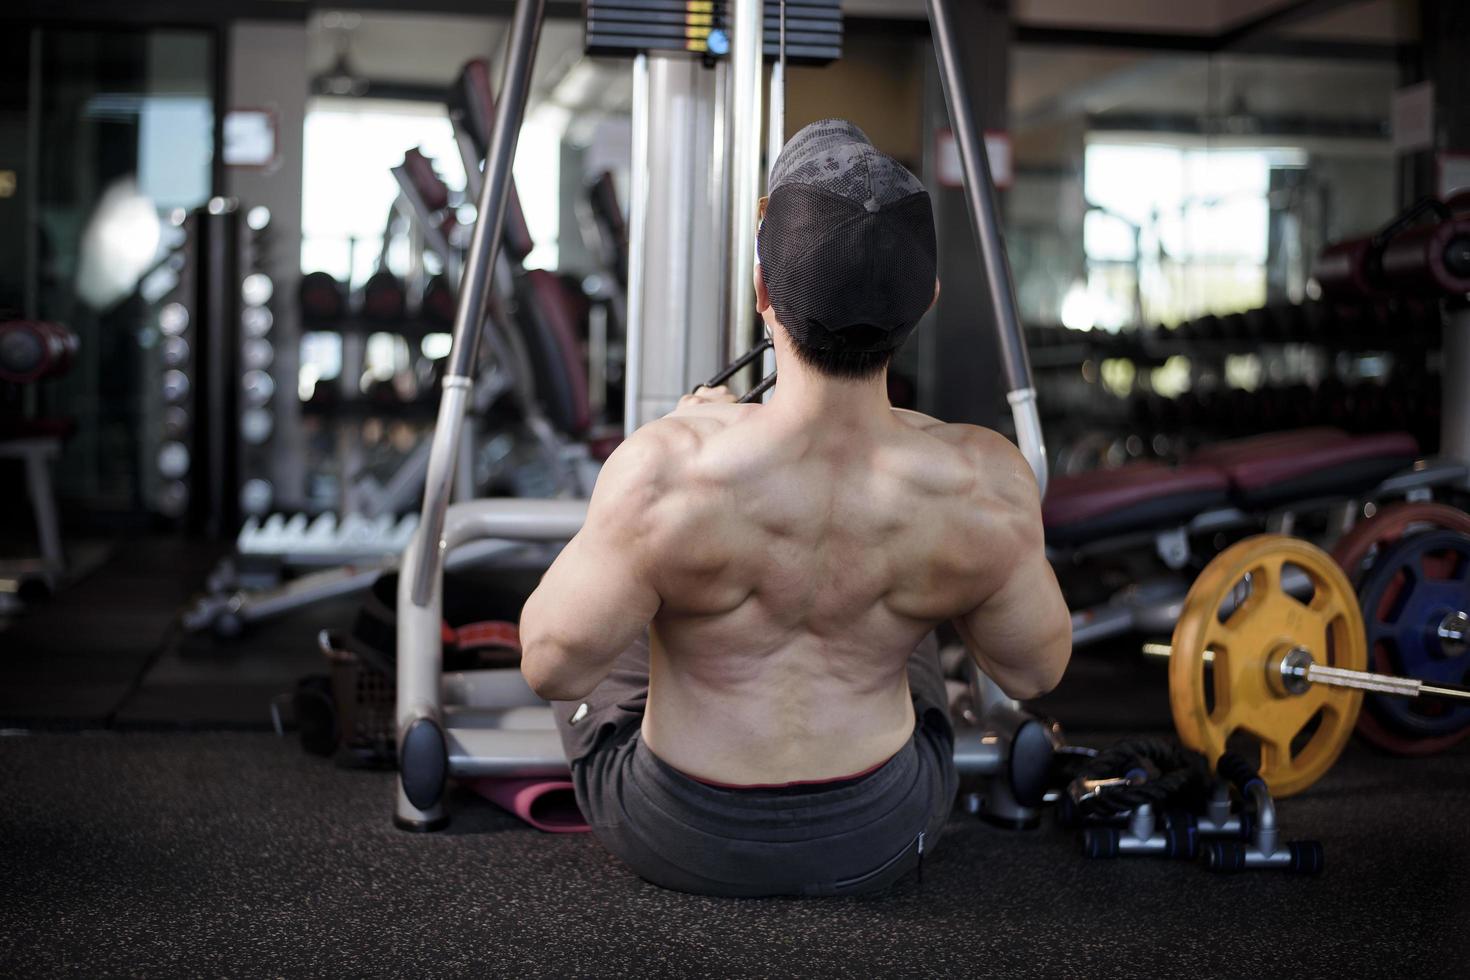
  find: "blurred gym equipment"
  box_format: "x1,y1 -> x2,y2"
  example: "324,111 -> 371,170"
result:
0,319 -> 80,603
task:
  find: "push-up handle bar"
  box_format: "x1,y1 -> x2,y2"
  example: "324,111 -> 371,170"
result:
411,0 -> 546,607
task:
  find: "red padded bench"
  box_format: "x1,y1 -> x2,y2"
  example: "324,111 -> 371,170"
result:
1193,428 -> 1418,509
1044,427 -> 1420,546
1044,461 -> 1231,546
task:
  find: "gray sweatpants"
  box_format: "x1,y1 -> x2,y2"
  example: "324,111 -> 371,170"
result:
552,633 -> 959,897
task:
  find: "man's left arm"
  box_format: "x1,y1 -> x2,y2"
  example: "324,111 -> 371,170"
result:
519,434 -> 666,701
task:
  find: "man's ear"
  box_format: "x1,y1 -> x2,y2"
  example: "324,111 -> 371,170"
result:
754,263 -> 772,314
928,277 -> 941,312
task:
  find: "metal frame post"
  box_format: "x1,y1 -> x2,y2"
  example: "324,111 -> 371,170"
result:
722,0 -> 764,384
761,3 -> 787,400
1442,305 -> 1470,479
926,0 -> 1047,497
409,0 -> 545,606
395,497 -> 589,828
626,54 -> 727,427
623,54 -> 650,436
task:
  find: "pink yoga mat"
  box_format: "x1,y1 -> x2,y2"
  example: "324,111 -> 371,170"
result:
469,778 -> 590,833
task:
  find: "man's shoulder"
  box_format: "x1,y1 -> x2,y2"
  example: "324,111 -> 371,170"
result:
890,414 -> 1042,543
605,410 -> 735,473
893,411 -> 1031,472
590,414 -> 731,520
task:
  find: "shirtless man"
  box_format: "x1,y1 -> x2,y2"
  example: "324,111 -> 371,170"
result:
519,119 -> 1071,897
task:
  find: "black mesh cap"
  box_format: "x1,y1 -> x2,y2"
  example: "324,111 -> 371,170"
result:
758,119 -> 936,353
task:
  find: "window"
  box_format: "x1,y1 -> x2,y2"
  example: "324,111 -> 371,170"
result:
1067,141 -> 1306,330
300,97 -> 466,289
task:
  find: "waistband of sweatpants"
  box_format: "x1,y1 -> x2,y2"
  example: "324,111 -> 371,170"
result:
623,724 -> 948,844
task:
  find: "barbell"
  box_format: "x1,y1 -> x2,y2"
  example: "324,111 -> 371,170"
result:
1148,534 -> 1470,797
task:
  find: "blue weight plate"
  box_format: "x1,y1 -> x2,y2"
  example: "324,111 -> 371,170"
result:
1357,529 -> 1470,739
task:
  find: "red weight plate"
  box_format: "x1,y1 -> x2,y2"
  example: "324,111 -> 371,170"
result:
1356,694 -> 1470,755
1332,502 -> 1470,755
1332,502 -> 1470,585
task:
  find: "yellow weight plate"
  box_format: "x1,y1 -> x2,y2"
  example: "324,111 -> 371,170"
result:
1170,534 -> 1366,797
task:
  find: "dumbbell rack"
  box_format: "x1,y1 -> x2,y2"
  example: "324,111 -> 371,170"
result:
1033,289 -> 1450,475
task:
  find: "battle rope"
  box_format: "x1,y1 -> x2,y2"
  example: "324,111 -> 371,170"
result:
1064,737 -> 1213,818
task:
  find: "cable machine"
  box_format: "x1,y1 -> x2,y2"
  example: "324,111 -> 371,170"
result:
392,0 -> 1049,830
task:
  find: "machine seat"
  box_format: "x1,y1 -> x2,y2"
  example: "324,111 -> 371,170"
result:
452,59 -> 536,263
1044,461 -> 1231,546
1196,428 -> 1419,508
400,148 -> 450,212
517,269 -> 592,438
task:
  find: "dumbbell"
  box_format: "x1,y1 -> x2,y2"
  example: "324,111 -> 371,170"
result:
364,376 -> 412,406
1275,304 -> 1302,343
1380,377 -> 1414,431
1219,312 -> 1249,343
1130,393 -> 1156,431
1350,382 -> 1389,433
1222,388 -> 1253,436
1209,395 -> 1231,436
1404,295 -> 1442,338
303,377 -> 341,410
361,270 -> 407,324
1241,308 -> 1273,342
421,274 -> 457,328
0,320 -> 79,383
300,271 -> 348,324
1364,302 -> 1399,345
1300,301 -> 1331,343
416,354 -> 447,394
1314,377 -> 1351,426
1279,382 -> 1313,428
1252,384 -> 1288,431
1173,391 -> 1204,430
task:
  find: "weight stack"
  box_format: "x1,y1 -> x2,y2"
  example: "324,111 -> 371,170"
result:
153,201 -> 280,539
149,211 -> 203,529
236,206 -> 280,526
584,1 -> 843,65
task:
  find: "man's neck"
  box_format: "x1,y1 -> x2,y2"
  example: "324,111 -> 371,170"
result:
762,345 -> 892,428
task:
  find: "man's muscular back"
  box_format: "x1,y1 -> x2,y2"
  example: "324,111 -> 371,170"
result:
521,397 -> 1070,786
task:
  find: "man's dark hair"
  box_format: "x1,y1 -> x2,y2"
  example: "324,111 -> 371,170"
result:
757,119 -> 936,381
782,326 -> 896,380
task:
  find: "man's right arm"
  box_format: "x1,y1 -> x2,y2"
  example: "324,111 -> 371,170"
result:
951,537 -> 1071,700
948,436 -> 1071,700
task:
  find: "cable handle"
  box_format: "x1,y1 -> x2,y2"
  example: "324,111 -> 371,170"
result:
693,338 -> 773,396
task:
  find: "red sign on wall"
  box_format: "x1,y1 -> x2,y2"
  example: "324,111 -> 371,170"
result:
935,128 -> 1012,190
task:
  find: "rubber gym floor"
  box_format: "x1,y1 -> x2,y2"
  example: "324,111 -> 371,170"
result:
2,539 -> 1467,978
